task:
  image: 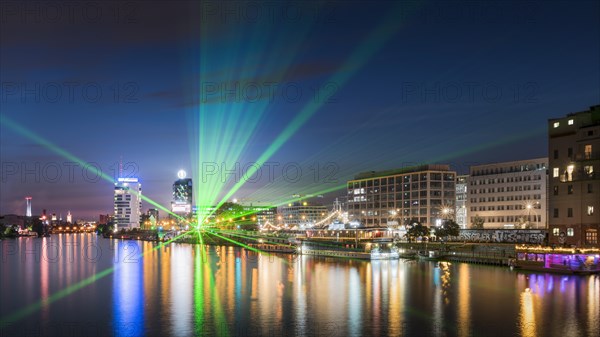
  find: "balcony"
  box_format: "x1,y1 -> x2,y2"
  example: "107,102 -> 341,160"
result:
574,153 -> 599,161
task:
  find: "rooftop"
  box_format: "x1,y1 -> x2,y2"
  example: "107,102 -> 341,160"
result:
353,164 -> 451,180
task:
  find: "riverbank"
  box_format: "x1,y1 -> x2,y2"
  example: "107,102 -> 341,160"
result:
102,230 -> 600,273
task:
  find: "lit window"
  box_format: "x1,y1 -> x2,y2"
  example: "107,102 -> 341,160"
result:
553,168 -> 559,178
568,119 -> 574,125
586,230 -> 598,244
552,228 -> 559,236
584,145 -> 592,159
584,165 -> 594,176
567,228 -> 574,236
566,165 -> 574,181
588,206 -> 594,216
553,122 -> 560,128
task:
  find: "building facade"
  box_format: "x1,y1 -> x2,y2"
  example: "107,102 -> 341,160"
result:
172,176 -> 193,215
114,177 -> 142,230
347,165 -> 456,227
455,175 -> 469,229
147,208 -> 159,221
242,205 -> 277,226
548,105 -> 600,247
278,201 -> 328,227
467,158 -> 548,229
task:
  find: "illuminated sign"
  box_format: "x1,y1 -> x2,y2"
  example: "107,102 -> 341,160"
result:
177,170 -> 187,179
118,177 -> 139,183
172,202 -> 191,213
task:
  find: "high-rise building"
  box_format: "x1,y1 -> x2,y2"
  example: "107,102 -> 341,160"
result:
172,170 -> 192,215
467,158 -> 548,229
455,175 -> 469,229
25,197 -> 32,217
548,105 -> 599,247
67,211 -> 72,223
347,165 -> 456,227
114,177 -> 142,230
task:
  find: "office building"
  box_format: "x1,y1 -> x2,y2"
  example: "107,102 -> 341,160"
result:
347,164 -> 456,227
467,158 -> 548,229
114,177 -> 142,230
548,105 -> 599,247
172,170 -> 193,215
455,175 -> 469,229
279,201 -> 328,227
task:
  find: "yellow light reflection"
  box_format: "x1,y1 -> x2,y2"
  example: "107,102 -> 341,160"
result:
457,263 -> 470,337
519,289 -> 536,337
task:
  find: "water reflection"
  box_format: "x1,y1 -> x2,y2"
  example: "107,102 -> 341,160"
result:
457,263 -> 470,337
112,241 -> 144,337
1,237 -> 600,337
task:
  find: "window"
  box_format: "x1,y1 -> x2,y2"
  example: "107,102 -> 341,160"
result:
568,185 -> 573,194
566,165 -> 574,181
553,122 -> 560,128
553,208 -> 559,218
567,228 -> 574,237
588,184 -> 593,193
588,206 -> 594,216
553,186 -> 558,195
567,208 -> 573,217
568,148 -> 573,158
584,165 -> 594,177
553,150 -> 558,159
586,230 -> 598,244
553,168 -> 559,178
552,228 -> 560,236
584,144 -> 592,159
568,119 -> 574,125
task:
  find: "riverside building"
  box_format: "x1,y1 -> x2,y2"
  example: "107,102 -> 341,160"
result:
347,164 -> 456,227
467,158 -> 548,229
548,105 -> 600,247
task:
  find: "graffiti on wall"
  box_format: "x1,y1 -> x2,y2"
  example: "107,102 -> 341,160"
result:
453,229 -> 547,244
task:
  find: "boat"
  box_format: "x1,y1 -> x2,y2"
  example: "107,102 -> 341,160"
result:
514,246 -> 600,274
417,250 -> 443,261
370,247 -> 400,260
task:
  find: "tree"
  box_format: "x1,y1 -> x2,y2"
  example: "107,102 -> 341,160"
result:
471,215 -> 484,229
407,220 -> 429,240
435,220 -> 460,239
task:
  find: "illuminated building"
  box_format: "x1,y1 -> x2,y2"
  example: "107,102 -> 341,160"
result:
279,201 -> 327,227
172,170 -> 192,215
467,158 -> 548,229
548,104 -> 600,247
67,211 -> 72,223
25,197 -> 32,217
41,209 -> 48,225
347,165 -> 456,227
455,175 -> 469,229
114,177 -> 142,230
148,208 -> 159,221
242,205 -> 277,226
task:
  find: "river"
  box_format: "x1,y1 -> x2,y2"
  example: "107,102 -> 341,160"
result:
0,234 -> 598,336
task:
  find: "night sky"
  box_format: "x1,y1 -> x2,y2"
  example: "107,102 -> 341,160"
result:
1,1 -> 599,219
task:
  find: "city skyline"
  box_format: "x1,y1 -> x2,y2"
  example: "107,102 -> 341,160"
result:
1,2 -> 599,336
0,105 -> 595,219
2,2 -> 599,217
